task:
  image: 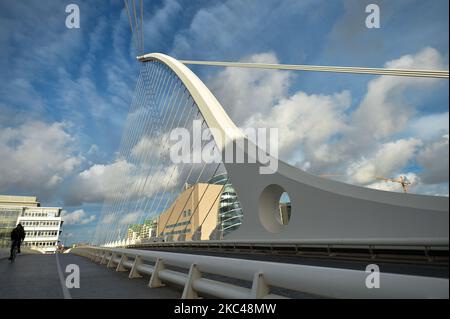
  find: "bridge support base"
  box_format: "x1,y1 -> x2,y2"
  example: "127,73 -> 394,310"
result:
129,256 -> 143,279
250,272 -> 270,298
148,258 -> 166,288
116,254 -> 128,272
182,264 -> 201,299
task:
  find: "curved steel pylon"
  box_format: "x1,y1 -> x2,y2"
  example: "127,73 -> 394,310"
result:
131,53 -> 448,245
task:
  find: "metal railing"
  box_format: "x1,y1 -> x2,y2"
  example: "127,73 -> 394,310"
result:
119,238 -> 450,265
107,237 -> 449,247
71,246 -> 449,299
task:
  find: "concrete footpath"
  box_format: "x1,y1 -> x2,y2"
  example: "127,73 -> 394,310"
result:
0,253 -> 181,299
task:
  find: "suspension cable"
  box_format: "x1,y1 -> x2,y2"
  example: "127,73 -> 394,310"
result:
137,55 -> 449,79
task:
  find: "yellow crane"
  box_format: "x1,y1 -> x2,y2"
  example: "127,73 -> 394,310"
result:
318,173 -> 412,193
374,175 -> 411,193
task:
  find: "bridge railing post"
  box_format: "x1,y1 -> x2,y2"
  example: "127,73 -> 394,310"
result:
181,264 -> 202,299
129,256 -> 143,278
148,258 -> 165,288
250,271 -> 270,299
94,251 -> 102,263
100,251 -> 108,265
116,254 -> 128,272
107,252 -> 117,268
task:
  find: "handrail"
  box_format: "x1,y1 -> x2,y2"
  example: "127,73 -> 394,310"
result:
111,237 -> 450,247
71,246 -> 449,299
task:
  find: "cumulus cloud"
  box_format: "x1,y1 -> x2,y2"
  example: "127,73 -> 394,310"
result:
245,90 -> 351,163
0,121 -> 83,193
209,52 -> 291,125
100,214 -> 115,225
351,47 -> 447,141
209,48 -> 449,195
408,112 -> 449,140
131,134 -> 168,160
143,0 -> 182,45
62,209 -> 96,225
346,138 -> 423,184
119,211 -> 141,225
417,135 -> 449,184
65,159 -> 180,206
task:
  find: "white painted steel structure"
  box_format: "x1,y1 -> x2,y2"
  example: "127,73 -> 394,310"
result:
177,59 -> 449,79
133,53 -> 448,246
88,53 -> 448,298
72,246 -> 449,299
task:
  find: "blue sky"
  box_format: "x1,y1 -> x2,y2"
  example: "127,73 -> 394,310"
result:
0,0 -> 448,245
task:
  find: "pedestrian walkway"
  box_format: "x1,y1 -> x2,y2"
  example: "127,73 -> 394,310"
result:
0,253 -> 181,299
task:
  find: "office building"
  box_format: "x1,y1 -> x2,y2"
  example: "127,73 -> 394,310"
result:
157,183 -> 223,241
0,195 -> 63,253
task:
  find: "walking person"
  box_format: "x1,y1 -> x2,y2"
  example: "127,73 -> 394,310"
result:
8,223 -> 25,261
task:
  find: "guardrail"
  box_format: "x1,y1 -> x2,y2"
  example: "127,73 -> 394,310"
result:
108,237 -> 450,248
126,238 -> 449,263
71,246 -> 449,299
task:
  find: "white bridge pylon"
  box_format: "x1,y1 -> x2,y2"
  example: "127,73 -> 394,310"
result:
110,53 -> 448,245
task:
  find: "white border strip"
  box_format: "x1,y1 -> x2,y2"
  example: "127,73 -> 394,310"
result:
56,253 -> 72,299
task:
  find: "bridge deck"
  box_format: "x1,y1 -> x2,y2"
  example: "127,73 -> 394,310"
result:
0,254 -> 181,299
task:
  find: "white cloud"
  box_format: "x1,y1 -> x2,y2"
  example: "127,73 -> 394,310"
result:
346,138 -> 423,184
65,159 -> 180,206
245,90 -> 351,163
351,47 -> 447,140
170,0 -> 315,60
143,0 -> 182,46
119,211 -> 141,225
209,52 -> 291,126
408,112 -> 449,140
417,135 -> 449,184
62,209 -> 96,225
208,48 -> 448,195
68,160 -> 135,205
0,121 -> 83,193
131,134 -> 168,160
100,214 -> 115,225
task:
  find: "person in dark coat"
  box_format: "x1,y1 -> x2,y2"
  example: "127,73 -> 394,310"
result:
8,224 -> 26,260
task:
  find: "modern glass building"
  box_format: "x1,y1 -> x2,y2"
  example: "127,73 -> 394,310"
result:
208,173 -> 244,238
0,195 -> 63,253
0,206 -> 22,248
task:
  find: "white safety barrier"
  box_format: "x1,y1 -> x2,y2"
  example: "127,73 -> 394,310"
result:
71,246 -> 449,299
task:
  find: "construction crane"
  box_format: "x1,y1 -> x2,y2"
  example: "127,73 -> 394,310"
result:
374,175 -> 412,193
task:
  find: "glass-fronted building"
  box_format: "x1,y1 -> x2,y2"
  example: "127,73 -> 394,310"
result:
208,173 -> 243,238
0,195 -> 63,253
0,206 -> 22,248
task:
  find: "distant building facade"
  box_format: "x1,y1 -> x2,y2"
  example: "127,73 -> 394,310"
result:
121,174 -> 245,244
125,219 -> 157,243
118,173 -> 293,245
157,183 -> 223,241
0,195 -> 63,254
139,219 -> 157,239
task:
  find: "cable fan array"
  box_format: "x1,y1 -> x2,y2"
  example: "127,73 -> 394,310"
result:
92,60 -> 242,245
